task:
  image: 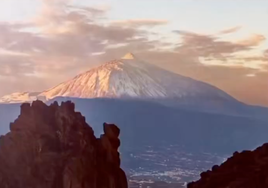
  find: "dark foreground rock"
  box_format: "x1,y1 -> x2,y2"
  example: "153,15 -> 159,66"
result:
0,100 -> 127,188
187,143 -> 268,188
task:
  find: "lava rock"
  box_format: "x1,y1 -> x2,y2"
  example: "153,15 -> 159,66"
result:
0,100 -> 128,188
187,143 -> 268,188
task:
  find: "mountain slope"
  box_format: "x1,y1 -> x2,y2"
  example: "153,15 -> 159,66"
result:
40,53 -> 234,101
0,53 -> 235,104
1,53 -> 267,119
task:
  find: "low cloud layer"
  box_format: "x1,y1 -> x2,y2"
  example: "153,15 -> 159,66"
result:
265,49 -> 268,57
219,26 -> 242,35
173,30 -> 266,62
111,19 -> 169,28
0,1 -> 267,106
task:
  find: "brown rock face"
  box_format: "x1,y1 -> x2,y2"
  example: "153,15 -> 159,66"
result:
0,100 -> 128,188
187,143 -> 268,188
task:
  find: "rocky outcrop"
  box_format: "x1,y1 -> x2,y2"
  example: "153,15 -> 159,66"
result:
187,143 -> 268,188
0,100 -> 127,188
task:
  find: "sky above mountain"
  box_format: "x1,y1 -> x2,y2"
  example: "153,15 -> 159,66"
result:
0,0 -> 267,106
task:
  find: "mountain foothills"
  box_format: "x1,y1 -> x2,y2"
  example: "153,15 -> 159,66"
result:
0,53 -> 268,186
0,101 -> 127,188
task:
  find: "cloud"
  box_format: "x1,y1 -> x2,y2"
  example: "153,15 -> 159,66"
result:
111,19 -> 169,28
219,26 -> 242,34
0,22 -> 47,53
34,2 -> 107,34
0,2 -> 148,57
246,73 -> 256,77
237,34 -> 266,46
68,5 -> 108,17
0,55 -> 34,77
173,30 -> 268,70
234,49 -> 268,70
174,30 -> 251,59
238,56 -> 268,62
264,49 -> 268,57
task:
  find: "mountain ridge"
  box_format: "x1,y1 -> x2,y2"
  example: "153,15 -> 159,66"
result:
1,53 -> 267,120
187,142 -> 268,188
0,53 -> 235,102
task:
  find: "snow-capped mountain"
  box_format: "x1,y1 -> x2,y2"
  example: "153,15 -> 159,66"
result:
0,53 -> 235,103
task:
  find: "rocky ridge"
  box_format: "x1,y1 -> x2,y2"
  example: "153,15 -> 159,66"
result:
0,100 -> 127,188
188,143 -> 268,188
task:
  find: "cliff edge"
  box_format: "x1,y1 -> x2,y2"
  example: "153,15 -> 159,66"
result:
188,143 -> 268,188
0,100 -> 127,188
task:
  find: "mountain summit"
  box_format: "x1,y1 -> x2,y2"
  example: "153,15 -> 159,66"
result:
38,53 -> 234,102
0,53 -> 235,104
121,52 -> 136,60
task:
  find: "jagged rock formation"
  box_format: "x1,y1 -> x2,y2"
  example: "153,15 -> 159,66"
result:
187,143 -> 268,188
0,100 -> 127,188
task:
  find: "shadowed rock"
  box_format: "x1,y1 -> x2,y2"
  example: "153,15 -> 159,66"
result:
0,100 -> 128,188
188,143 -> 268,188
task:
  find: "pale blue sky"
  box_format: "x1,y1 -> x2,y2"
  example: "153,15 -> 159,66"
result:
0,0 -> 267,34
1,0 -> 267,51
95,0 -> 268,34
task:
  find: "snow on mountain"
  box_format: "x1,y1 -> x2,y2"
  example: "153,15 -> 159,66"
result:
0,53 -> 235,103
39,53 -> 234,101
